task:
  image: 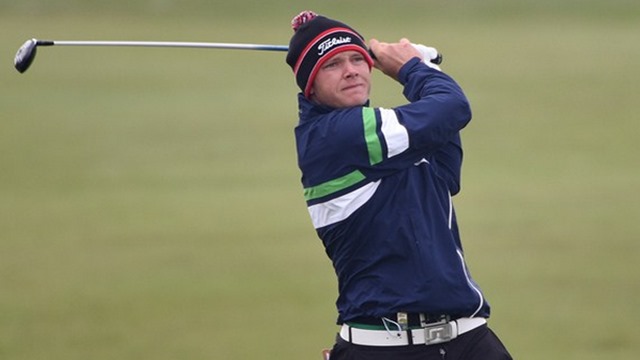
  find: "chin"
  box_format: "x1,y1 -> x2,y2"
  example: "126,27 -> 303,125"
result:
348,95 -> 369,107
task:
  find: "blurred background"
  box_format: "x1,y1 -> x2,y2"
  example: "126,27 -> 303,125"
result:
1,1 -> 639,359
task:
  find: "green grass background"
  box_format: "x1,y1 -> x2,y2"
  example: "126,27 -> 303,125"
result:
1,1 -> 639,359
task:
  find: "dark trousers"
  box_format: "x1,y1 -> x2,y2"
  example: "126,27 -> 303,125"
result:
329,325 -> 512,360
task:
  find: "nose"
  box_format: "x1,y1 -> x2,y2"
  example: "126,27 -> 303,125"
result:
344,62 -> 359,78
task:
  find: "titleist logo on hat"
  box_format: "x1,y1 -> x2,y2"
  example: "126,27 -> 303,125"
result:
317,36 -> 352,56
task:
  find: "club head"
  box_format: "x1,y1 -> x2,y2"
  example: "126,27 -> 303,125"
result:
15,39 -> 38,73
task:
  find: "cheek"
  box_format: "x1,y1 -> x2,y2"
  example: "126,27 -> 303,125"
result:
316,74 -> 339,94
362,69 -> 372,83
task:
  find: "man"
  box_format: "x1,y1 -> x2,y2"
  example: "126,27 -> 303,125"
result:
286,11 -> 512,360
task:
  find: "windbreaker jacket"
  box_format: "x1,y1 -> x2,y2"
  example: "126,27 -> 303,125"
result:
295,58 -> 490,324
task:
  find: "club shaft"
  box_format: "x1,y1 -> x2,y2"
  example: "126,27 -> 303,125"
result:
38,40 -> 289,52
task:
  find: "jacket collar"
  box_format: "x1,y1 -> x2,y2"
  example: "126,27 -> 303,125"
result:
297,93 -> 370,124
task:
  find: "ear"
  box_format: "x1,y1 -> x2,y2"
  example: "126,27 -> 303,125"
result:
308,88 -> 319,104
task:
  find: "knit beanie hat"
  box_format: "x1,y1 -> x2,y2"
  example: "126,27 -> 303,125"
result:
286,11 -> 374,98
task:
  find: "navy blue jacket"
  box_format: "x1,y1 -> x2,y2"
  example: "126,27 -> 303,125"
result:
294,57 -> 490,324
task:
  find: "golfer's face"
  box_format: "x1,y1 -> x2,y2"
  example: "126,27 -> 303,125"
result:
310,51 -> 371,108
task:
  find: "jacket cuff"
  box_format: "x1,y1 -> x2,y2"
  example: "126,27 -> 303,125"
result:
398,57 -> 424,85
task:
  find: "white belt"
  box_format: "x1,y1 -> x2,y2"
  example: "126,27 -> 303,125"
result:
340,317 -> 486,347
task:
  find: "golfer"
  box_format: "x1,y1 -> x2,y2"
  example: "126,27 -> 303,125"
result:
286,11 -> 512,360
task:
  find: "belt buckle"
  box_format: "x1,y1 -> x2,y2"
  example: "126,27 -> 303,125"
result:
423,321 -> 454,345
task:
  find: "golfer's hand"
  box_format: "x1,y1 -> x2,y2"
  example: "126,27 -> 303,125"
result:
369,38 -> 422,81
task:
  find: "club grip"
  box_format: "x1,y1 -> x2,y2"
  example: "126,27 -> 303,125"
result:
368,49 -> 443,65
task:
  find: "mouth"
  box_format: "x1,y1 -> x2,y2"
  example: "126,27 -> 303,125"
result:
342,83 -> 365,92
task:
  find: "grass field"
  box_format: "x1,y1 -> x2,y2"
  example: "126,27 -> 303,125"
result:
2,1 -> 639,359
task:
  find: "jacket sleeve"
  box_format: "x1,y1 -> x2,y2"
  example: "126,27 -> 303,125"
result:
358,58 -> 471,177
433,133 -> 463,196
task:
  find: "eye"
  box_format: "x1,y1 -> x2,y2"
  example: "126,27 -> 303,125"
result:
323,61 -> 338,69
352,55 -> 365,63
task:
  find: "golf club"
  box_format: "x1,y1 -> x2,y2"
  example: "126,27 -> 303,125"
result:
14,38 -> 290,73
14,38 -> 443,74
